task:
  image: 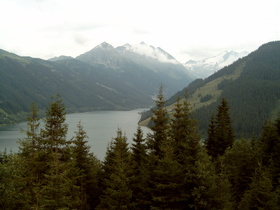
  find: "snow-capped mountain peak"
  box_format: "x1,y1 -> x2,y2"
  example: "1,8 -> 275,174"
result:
120,42 -> 178,64
96,42 -> 114,50
184,50 -> 249,78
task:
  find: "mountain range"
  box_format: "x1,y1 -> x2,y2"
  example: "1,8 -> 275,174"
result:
0,40 -> 256,126
0,42 -> 193,125
139,41 -> 280,137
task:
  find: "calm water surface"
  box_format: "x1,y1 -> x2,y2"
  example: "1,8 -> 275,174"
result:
0,109 -> 150,160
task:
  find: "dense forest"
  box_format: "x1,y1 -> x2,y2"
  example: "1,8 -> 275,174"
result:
154,41 -> 280,138
1,92 -> 280,209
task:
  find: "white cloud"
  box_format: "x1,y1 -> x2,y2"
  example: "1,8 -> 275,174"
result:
0,0 -> 280,61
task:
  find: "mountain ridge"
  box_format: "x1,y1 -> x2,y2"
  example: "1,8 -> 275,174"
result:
76,42 -> 194,97
139,41 -> 280,137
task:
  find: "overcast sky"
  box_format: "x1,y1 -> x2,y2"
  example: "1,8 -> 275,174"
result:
1,0 -> 279,62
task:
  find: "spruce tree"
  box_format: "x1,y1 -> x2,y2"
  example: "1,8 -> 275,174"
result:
223,138 -> 256,206
41,94 -> 69,157
238,164 -> 278,210
71,121 -> 101,209
205,114 -> 217,158
98,129 -> 132,209
169,96 -> 203,208
17,103 -> 44,209
145,85 -> 170,207
147,85 -> 169,158
0,153 -> 31,209
151,137 -> 182,209
130,126 -> 150,209
259,113 -> 280,187
205,98 -> 235,160
212,159 -> 235,210
40,95 -> 81,209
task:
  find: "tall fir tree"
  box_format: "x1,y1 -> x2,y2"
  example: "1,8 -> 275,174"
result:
17,103 -> 45,209
169,96 -> 204,208
98,129 -> 132,209
258,112 -> 280,187
145,85 -> 170,207
223,138 -> 256,207
205,114 -> 217,158
41,94 -> 69,157
130,126 -> 150,209
71,121 -> 101,209
147,85 -> 169,158
151,137 -> 182,209
40,95 -> 81,209
205,98 -> 235,160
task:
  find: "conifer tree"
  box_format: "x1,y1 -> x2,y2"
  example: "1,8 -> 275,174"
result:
98,129 -> 132,209
145,85 -> 170,207
169,96 -> 203,208
17,103 -> 44,209
147,85 -> 169,158
71,121 -> 101,209
213,159 -> 235,209
40,95 -> 81,209
238,164 -> 278,210
191,148 -> 219,209
130,126 -> 150,209
223,138 -> 256,206
41,94 -> 69,157
206,113 -> 217,158
0,153 -> 31,209
151,137 -> 182,209
259,113 -> 280,187
205,98 -> 235,160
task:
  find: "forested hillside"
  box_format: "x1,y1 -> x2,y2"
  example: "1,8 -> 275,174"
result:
140,41 -> 280,137
1,94 -> 280,209
0,45 -> 193,126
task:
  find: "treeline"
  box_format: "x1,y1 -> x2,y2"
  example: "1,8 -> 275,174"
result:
1,92 -> 280,209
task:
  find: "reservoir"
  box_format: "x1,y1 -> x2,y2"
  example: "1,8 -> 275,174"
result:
0,109 -> 151,160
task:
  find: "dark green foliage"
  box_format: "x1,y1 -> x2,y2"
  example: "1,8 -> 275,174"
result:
169,96 -> 205,208
217,79 -> 233,90
98,129 -> 132,209
171,96 -> 201,163
205,98 -> 235,159
41,95 -> 69,156
258,114 -> 280,187
130,126 -> 150,209
39,95 -> 81,209
160,41 -> 280,137
0,49 -> 154,125
200,94 -> 212,102
2,90 -> 280,209
147,85 -> 169,157
151,138 -> 183,209
223,138 -> 256,206
238,165 -> 279,210
16,103 -> 45,209
71,121 -> 101,209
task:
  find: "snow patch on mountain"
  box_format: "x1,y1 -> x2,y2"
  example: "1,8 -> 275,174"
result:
184,50 -> 249,78
122,42 -> 178,64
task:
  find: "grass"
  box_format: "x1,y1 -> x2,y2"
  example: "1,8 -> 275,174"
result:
139,62 -> 246,126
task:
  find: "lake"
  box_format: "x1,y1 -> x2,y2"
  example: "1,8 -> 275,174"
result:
0,109 -> 151,160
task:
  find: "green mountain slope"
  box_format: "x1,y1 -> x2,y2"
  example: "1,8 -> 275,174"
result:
0,50 -> 154,125
140,41 -> 280,137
